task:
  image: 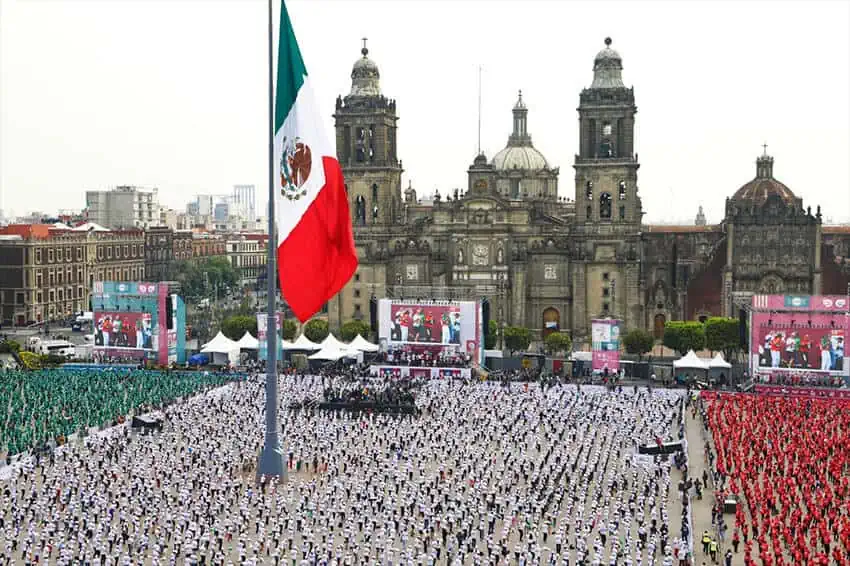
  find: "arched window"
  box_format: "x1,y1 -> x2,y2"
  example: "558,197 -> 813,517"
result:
619,205 -> 625,220
618,180 -> 626,200
586,205 -> 592,219
542,307 -> 560,338
585,180 -> 593,200
602,122 -> 612,136
599,192 -> 612,219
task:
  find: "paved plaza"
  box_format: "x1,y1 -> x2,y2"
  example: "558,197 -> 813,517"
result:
0,377 -> 709,565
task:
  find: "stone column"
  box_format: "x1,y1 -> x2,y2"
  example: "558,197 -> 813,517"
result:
813,224 -> 823,295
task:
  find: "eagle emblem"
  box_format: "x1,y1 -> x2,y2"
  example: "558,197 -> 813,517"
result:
280,136 -> 312,201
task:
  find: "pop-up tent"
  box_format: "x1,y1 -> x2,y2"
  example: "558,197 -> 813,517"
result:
708,353 -> 731,369
308,345 -> 352,361
201,331 -> 240,365
235,332 -> 259,350
348,334 -> 379,353
673,350 -> 708,370
320,333 -> 349,351
283,334 -> 320,351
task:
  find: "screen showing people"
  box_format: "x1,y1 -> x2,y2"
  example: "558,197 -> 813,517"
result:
94,312 -> 154,350
388,305 -> 461,345
758,327 -> 844,371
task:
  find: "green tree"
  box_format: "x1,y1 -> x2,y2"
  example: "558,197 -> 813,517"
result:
282,319 -> 297,341
220,315 -> 258,341
0,339 -> 21,353
704,317 -> 740,361
623,328 -> 655,360
168,257 -> 241,301
503,326 -> 532,353
303,318 -> 329,343
340,320 -> 371,342
485,320 -> 498,350
544,332 -> 572,355
663,321 -> 705,356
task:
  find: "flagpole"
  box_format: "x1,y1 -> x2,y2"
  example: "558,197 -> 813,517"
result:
257,0 -> 285,481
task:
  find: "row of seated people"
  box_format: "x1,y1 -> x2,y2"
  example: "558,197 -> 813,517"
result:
374,348 -> 470,368
756,371 -> 848,388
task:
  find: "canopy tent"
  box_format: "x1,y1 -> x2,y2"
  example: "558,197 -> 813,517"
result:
282,334 -> 320,351
235,331 -> 259,350
708,353 -> 731,369
347,334 -> 379,353
308,345 -> 354,361
673,350 -> 709,370
320,333 -> 349,351
201,331 -> 238,353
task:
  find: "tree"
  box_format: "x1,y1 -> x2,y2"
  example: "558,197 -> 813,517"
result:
485,320 -> 498,350
503,326 -> 531,353
340,320 -> 371,342
704,317 -> 740,361
220,315 -> 257,341
544,332 -> 572,355
303,318 -> 329,343
168,257 -> 241,302
282,319 -> 297,341
663,321 -> 705,356
623,328 -> 655,360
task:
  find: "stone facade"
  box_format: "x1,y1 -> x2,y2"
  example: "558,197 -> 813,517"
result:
328,39 -> 850,344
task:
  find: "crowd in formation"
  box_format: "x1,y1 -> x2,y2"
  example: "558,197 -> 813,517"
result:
0,369 -> 237,458
0,373 -> 693,565
704,393 -> 850,566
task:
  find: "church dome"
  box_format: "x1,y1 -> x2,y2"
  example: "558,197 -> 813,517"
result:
591,37 -> 626,89
490,91 -> 551,171
491,145 -> 550,171
350,43 -> 381,97
731,152 -> 798,205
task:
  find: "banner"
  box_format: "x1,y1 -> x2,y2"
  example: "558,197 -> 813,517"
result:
754,385 -> 850,400
591,319 -> 621,372
370,365 -> 471,379
752,294 -> 849,312
257,312 -> 283,361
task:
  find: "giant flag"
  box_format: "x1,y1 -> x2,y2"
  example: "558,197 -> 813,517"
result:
274,1 -> 357,322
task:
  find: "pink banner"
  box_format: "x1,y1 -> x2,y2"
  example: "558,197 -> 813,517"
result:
751,294 -> 849,312
754,385 -> 850,400
410,368 -> 431,379
591,319 -> 621,372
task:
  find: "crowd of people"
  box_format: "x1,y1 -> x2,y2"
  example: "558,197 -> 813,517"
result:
320,375 -> 421,407
375,347 -> 471,368
0,373 -> 694,565
753,370 -> 848,388
0,369 -> 237,459
703,393 -> 850,565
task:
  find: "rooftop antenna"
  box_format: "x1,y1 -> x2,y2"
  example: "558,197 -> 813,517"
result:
477,65 -> 482,155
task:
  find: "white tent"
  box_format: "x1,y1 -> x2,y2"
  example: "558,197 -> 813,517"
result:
202,331 -> 238,352
308,345 -> 349,361
708,353 -> 731,369
673,350 -> 709,370
236,331 -> 259,350
348,334 -> 379,352
321,333 -> 349,351
282,334 -> 320,350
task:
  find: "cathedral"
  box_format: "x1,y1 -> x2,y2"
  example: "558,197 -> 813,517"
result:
329,39 -> 850,344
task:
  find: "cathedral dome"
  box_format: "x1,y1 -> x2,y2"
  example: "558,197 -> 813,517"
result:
350,43 -> 381,97
490,91 -> 550,171
731,152 -> 798,205
591,37 -> 626,89
491,145 -> 550,171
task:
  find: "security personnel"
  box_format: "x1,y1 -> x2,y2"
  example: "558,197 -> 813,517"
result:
702,530 -> 711,554
709,537 -> 719,562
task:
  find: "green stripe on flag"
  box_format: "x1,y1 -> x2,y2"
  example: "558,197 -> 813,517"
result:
275,0 -> 307,132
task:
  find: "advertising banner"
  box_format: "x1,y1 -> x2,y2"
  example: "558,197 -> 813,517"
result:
410,368 -> 431,379
369,366 -> 471,379
591,319 -> 621,372
257,312 -> 283,361
752,294 -> 849,312
754,385 -> 850,400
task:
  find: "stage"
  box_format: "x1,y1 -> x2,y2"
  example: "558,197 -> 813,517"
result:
369,365 -> 472,379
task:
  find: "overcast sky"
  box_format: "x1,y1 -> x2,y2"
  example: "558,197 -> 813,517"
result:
1,0 -> 849,224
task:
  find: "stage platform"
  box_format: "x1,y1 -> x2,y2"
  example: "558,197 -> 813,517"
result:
369,365 -> 471,379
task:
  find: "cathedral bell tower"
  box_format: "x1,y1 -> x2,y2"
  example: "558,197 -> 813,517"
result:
573,38 -> 642,226
333,39 -> 403,227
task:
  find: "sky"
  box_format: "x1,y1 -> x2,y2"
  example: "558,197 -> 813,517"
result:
1,0 -> 849,225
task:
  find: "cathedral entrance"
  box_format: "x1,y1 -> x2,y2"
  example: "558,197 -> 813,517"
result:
653,314 -> 666,339
542,308 -> 560,338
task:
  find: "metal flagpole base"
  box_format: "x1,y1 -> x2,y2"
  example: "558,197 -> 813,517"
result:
257,441 -> 286,481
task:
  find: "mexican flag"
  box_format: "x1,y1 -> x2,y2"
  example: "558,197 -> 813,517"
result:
274,1 -> 357,322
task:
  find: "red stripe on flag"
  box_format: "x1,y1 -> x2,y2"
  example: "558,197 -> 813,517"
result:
278,157 -> 358,322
